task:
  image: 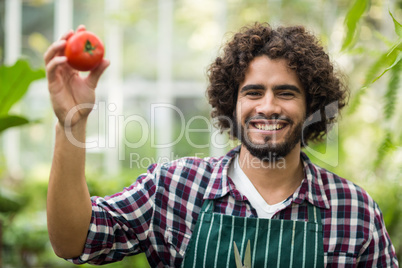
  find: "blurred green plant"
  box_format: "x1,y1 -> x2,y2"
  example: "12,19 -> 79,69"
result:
0,59 -> 44,132
0,58 -> 44,210
0,59 -> 45,266
341,0 -> 370,51
342,1 -> 402,168
341,0 -> 402,260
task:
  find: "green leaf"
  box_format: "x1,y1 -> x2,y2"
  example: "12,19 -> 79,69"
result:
0,188 -> 23,213
341,0 -> 370,51
373,51 -> 402,83
0,115 -> 30,133
0,59 -> 45,116
373,29 -> 394,47
347,86 -> 367,115
386,39 -> 402,58
348,48 -> 400,115
383,60 -> 401,120
374,132 -> 397,169
389,10 -> 402,38
348,52 -> 389,114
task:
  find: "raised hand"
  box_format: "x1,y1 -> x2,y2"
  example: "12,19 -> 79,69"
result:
44,25 -> 109,128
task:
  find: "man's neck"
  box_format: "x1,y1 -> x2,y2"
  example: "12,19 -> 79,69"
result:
237,144 -> 304,205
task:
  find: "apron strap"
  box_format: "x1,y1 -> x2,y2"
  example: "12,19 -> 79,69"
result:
200,199 -> 214,213
307,202 -> 322,223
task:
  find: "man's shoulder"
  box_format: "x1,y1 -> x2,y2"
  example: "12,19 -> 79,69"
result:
304,155 -> 376,208
158,154 -> 224,172
157,147 -> 238,172
314,165 -> 379,218
144,149 -> 236,184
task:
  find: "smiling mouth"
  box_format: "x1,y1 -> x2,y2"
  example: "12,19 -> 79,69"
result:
252,122 -> 286,131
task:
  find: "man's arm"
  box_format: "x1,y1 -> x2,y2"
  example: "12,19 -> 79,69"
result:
47,120 -> 91,258
44,25 -> 109,258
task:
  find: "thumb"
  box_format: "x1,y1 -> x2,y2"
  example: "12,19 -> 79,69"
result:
86,59 -> 110,89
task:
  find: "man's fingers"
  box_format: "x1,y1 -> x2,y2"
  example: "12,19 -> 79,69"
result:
44,28 -> 76,65
59,29 -> 74,41
76,25 -> 86,33
46,56 -> 68,83
44,39 -> 67,65
86,59 -> 110,89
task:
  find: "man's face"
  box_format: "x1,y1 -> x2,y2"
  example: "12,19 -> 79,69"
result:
235,55 -> 306,161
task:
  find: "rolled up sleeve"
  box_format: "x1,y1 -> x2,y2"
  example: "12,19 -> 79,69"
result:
67,165 -> 158,265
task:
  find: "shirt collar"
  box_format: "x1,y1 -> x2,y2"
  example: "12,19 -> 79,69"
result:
204,146 -> 240,200
204,147 -> 330,210
293,152 -> 330,209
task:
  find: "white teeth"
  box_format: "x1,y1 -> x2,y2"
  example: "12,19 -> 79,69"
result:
255,123 -> 284,131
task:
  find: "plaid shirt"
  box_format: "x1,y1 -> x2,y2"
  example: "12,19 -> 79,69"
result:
68,147 -> 398,267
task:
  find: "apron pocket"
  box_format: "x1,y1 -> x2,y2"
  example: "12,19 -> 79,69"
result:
166,227 -> 191,257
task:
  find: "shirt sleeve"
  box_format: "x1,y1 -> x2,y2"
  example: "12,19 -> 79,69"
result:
66,164 -> 159,265
357,202 -> 399,267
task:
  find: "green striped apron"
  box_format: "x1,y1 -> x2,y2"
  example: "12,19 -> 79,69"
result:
181,199 -> 324,268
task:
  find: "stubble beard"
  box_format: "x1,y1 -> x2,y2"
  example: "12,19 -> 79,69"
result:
235,115 -> 304,162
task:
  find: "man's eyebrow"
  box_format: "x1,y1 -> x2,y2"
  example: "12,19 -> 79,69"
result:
273,84 -> 302,94
240,84 -> 265,93
240,84 -> 302,94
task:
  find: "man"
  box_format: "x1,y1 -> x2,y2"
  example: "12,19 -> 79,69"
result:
45,23 -> 398,267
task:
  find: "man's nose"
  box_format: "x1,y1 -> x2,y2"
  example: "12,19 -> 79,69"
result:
254,91 -> 282,116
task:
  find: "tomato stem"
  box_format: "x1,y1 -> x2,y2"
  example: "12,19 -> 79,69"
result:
84,40 -> 97,55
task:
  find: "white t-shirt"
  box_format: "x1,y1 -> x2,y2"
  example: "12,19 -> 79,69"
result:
227,154 -> 287,219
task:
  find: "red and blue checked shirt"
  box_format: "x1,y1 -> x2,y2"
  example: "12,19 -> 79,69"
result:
68,147 -> 399,267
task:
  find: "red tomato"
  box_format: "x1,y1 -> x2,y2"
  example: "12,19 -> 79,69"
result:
65,31 -> 104,71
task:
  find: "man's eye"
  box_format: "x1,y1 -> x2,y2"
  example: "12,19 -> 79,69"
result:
279,92 -> 295,98
246,91 -> 261,96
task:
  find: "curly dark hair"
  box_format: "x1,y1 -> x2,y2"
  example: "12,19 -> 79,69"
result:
207,22 -> 349,145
